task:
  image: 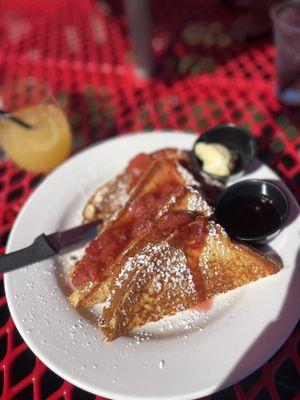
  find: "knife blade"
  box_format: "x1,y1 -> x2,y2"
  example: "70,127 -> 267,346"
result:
0,218 -> 102,274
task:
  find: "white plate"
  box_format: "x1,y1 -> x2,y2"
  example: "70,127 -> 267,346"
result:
4,132 -> 300,400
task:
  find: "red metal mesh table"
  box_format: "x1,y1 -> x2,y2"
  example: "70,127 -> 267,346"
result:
0,0 -> 299,399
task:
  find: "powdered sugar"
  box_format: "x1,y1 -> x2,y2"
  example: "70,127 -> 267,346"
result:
187,187 -> 213,217
199,221 -> 225,276
176,162 -> 198,186
105,242 -> 197,310
106,178 -> 129,209
157,195 -> 178,218
176,163 -> 213,217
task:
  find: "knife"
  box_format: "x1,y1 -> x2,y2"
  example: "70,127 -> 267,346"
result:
0,219 -> 102,274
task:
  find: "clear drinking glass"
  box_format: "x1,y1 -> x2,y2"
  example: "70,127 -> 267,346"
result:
0,77 -> 72,173
272,1 -> 300,105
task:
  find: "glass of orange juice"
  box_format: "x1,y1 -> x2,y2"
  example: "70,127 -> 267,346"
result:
0,77 -> 72,173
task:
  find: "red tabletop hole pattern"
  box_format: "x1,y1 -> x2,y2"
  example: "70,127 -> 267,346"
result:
0,0 -> 299,399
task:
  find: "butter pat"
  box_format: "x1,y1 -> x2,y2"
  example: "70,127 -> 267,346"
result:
195,142 -> 232,176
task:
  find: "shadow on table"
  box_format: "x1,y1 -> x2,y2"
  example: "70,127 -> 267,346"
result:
212,245 -> 300,399
213,188 -> 300,398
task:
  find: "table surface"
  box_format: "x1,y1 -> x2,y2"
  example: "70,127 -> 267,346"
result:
0,1 -> 299,399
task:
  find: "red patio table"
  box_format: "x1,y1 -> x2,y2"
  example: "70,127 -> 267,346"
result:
0,1 -> 299,399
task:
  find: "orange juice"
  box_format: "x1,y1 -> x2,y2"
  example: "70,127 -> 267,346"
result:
0,104 -> 72,173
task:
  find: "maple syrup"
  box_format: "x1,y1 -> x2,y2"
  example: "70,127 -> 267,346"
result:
217,195 -> 282,238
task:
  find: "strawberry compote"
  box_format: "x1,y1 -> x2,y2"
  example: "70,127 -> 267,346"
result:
72,179 -> 186,287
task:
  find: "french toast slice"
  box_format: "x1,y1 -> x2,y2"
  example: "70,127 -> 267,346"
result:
69,160 -> 212,309
100,215 -> 280,341
83,148 -> 189,223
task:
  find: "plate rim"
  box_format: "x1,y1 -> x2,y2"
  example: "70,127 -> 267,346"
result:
4,131 -> 300,400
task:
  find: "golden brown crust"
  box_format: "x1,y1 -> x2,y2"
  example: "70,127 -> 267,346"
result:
69,281 -> 109,309
101,233 -> 200,341
198,222 -> 280,299
100,218 -> 280,341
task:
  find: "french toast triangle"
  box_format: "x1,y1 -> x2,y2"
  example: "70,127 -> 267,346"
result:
100,217 -> 280,341
82,148 -> 189,223
68,152 -> 281,341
